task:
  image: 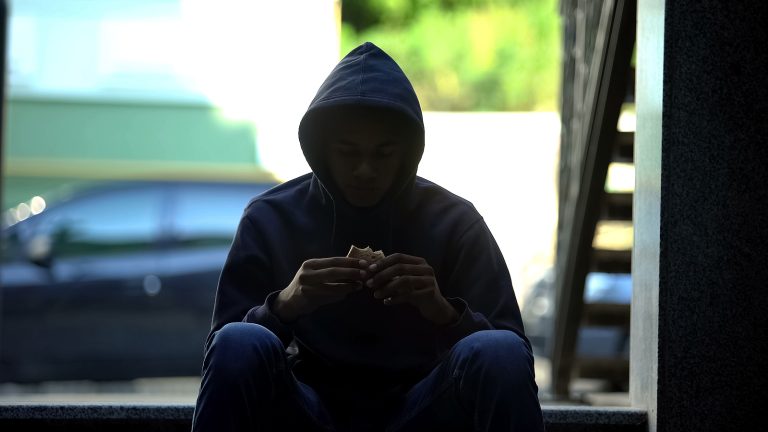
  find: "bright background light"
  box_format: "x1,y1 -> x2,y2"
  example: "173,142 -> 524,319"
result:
6,0 -> 560,300
420,112 -> 560,299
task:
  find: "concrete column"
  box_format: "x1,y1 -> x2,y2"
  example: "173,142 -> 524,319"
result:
632,1 -> 768,431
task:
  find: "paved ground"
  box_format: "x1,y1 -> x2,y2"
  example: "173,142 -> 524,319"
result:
0,376 -> 200,404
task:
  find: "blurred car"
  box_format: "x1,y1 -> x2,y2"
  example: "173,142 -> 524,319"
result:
521,269 -> 632,359
0,180 -> 275,383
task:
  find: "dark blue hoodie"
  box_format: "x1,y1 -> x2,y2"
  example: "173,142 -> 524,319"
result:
210,42 -> 528,387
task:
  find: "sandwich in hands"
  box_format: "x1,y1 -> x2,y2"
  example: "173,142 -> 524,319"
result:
347,245 -> 392,303
346,245 -> 385,262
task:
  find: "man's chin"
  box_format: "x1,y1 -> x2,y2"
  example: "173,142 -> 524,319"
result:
344,192 -> 383,208
347,199 -> 379,208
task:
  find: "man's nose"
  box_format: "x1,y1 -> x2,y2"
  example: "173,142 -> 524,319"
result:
352,160 -> 376,180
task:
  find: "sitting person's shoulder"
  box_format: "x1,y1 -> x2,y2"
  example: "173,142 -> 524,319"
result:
244,173 -> 314,216
412,176 -> 478,214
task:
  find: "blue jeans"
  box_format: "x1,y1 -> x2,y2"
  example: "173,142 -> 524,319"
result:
192,323 -> 544,432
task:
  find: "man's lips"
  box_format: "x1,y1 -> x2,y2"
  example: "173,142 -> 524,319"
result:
347,185 -> 378,192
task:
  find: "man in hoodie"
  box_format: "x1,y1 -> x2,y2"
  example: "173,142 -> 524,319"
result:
192,42 -> 545,432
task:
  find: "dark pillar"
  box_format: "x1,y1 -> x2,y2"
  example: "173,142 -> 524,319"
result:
632,1 -> 768,431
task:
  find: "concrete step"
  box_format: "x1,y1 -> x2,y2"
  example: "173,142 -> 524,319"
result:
590,249 -> 632,273
577,357 -> 630,389
0,404 -> 647,431
583,302 -> 631,327
612,131 -> 634,164
600,192 -> 633,221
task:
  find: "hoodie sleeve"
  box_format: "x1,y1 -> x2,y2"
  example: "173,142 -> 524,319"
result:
436,217 -> 530,352
208,210 -> 294,349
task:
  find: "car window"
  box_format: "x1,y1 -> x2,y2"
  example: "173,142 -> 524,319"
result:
171,184 -> 265,248
35,186 -> 165,258
0,228 -> 21,263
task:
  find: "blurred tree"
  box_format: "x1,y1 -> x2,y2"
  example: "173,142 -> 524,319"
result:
341,0 -> 560,111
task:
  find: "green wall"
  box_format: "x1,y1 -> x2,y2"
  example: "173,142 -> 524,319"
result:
3,97 -> 271,209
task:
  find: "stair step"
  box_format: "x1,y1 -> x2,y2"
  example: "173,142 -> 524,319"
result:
590,249 -> 632,273
582,392 -> 630,407
624,67 -> 635,103
600,192 -> 633,221
612,131 -> 634,163
0,404 -> 647,432
577,357 -> 630,385
583,303 -> 630,327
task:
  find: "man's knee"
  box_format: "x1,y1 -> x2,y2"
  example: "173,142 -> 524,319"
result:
207,322 -> 285,376
452,330 -> 533,376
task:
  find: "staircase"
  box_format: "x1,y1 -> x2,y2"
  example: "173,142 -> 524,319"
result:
551,0 -> 636,399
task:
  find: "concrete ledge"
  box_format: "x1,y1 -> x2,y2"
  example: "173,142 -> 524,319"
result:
542,406 -> 647,432
0,403 -> 647,431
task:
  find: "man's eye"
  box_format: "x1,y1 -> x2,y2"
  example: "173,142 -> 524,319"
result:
336,147 -> 357,156
376,147 -> 396,157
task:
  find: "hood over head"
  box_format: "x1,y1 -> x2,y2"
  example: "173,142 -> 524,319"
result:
299,42 -> 425,210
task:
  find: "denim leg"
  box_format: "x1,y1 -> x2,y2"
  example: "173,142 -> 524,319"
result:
389,330 -> 545,432
191,322 -> 334,432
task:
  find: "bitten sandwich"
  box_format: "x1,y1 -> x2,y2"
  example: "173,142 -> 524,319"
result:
346,245 -> 385,262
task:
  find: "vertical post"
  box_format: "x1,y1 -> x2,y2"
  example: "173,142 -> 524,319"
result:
629,0 -> 661,428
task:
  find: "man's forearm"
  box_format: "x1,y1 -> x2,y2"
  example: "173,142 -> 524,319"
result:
273,290 -> 301,323
424,297 -> 460,326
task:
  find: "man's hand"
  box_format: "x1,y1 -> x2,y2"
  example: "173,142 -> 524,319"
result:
274,257 -> 369,322
366,253 -> 459,325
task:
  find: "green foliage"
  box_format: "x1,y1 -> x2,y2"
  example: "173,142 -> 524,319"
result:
341,0 -> 561,111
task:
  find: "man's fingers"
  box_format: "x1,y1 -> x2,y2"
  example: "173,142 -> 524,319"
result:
369,253 -> 425,272
303,257 -> 367,270
298,282 -> 363,299
380,284 -> 433,306
300,267 -> 366,285
373,275 -> 433,299
368,263 -> 433,288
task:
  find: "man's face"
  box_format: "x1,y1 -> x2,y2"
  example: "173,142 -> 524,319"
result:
325,110 -> 406,208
